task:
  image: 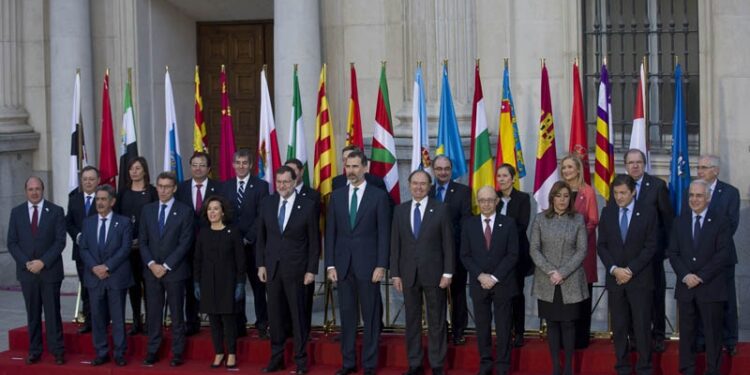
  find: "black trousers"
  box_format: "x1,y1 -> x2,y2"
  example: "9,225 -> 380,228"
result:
127,247 -> 146,325
144,277 -> 185,356
338,273 -> 382,370
511,273 -> 528,340
89,287 -> 127,358
208,313 -> 238,355
21,279 -> 64,357
74,259 -> 91,324
237,244 -> 268,333
547,320 -> 575,375
471,284 -> 512,375
184,251 -> 200,330
651,259 -> 667,341
449,258 -> 468,338
695,267 -> 738,348
403,281 -> 447,369
678,299 -> 724,375
609,287 -> 652,375
267,275 -> 309,368
574,284 -> 593,348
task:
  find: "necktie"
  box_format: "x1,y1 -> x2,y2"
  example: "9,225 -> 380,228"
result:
693,215 -> 702,247
635,182 -> 640,200
619,207 -> 629,242
413,202 -> 422,237
237,180 -> 245,209
31,205 -> 39,235
98,218 -> 107,250
159,204 -> 167,236
349,187 -> 359,229
85,195 -> 92,215
195,184 -> 203,213
437,186 -> 445,202
484,218 -> 492,250
278,200 -> 287,232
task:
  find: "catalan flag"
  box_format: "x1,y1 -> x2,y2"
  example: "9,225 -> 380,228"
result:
532,62 -> 559,212
593,63 -> 615,199
370,63 -> 400,204
218,65 -> 237,181
193,65 -> 208,153
495,61 -> 526,189
436,63 -> 467,179
313,64 -> 337,201
469,63 -> 494,214
346,63 -> 364,150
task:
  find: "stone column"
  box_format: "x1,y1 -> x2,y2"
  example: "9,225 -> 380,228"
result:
274,0 -> 322,161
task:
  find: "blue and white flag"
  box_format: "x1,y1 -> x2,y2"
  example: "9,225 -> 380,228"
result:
669,63 -> 690,216
163,69 -> 183,181
411,65 -> 431,174
436,64 -> 467,179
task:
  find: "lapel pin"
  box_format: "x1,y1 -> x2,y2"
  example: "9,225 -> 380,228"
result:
297,205 -> 301,209
718,189 -> 722,193
45,207 -> 49,212
429,208 -> 434,213
250,184 -> 254,188
646,182 -> 651,187
227,229 -> 231,233
173,211 -> 177,216
450,189 -> 455,193
498,223 -> 503,227
210,187 -> 214,192
141,191 -> 146,195
636,212 -> 640,216
114,222 -> 119,227
707,218 -> 712,222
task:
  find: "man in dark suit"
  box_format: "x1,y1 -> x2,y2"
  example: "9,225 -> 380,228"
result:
221,148 -> 270,338
65,165 -> 100,334
257,166 -> 320,374
669,179 -> 731,375
331,145 -> 390,201
429,155 -> 471,345
461,186 -> 519,375
620,149 -> 673,352
391,170 -> 454,375
326,150 -> 391,375
176,151 -> 221,336
693,154 -> 740,355
598,174 -> 658,375
6,176 -> 66,365
139,172 -> 194,366
79,185 -> 133,367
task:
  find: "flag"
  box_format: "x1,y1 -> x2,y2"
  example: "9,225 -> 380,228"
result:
569,60 -> 591,184
495,61 -> 526,189
99,69 -> 118,188
193,65 -> 208,153
286,65 -> 310,186
533,62 -> 559,212
669,63 -> 690,217
118,69 -> 138,189
69,71 -> 88,194
218,65 -> 237,181
346,63 -> 364,150
469,63 -> 494,214
257,68 -> 282,193
163,68 -> 183,181
410,64 -> 431,174
630,61 -> 651,172
313,64 -> 337,201
436,63 -> 467,179
593,63 -> 615,199
370,63 -> 401,204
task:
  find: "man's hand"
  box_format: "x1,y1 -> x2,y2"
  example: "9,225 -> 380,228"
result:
478,273 -> 497,290
327,268 -> 338,283
372,267 -> 385,283
25,260 -> 44,274
612,267 -> 633,285
439,276 -> 452,289
392,277 -> 403,293
92,265 -> 109,280
684,273 -> 703,289
149,263 -> 167,279
548,270 -> 564,285
303,272 -> 315,285
257,267 -> 267,283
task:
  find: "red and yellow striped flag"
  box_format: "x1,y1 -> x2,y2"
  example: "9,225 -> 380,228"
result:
313,64 -> 337,202
193,66 -> 208,153
594,63 -> 614,199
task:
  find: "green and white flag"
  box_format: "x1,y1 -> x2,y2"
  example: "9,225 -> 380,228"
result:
286,65 -> 310,185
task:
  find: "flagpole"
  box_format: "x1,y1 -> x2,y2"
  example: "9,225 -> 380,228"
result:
643,55 -> 649,145
504,57 -> 508,69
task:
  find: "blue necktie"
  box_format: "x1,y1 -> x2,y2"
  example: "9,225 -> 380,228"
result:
85,195 -> 92,215
619,207 -> 629,242
237,180 -> 245,210
98,218 -> 107,251
158,204 -> 167,236
693,215 -> 702,247
278,200 -> 287,232
437,186 -> 445,202
413,202 -> 422,237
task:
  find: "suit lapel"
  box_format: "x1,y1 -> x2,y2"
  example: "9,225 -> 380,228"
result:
416,199 -> 437,239
490,217 -> 506,249
709,182 -> 723,209
36,202 -> 50,234
284,198 -> 305,234
352,186 -> 372,229
103,217 -> 118,250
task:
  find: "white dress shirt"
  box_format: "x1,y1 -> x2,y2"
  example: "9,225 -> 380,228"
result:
27,199 -> 45,223
348,180 -> 367,212
96,211 -> 114,244
192,179 -> 208,208
277,191 -> 297,231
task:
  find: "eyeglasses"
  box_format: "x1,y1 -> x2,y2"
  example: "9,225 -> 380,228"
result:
191,164 -> 208,168
625,161 -> 644,165
696,165 -> 714,170
477,198 -> 496,204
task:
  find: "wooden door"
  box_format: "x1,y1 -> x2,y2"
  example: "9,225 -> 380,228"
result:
197,21 -> 273,169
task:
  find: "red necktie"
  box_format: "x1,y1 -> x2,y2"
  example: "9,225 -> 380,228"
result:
195,184 -> 203,213
484,218 -> 492,250
31,205 -> 39,235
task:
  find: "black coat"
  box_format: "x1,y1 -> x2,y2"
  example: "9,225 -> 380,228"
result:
7,200 -> 67,283
175,178 -> 222,229
194,226 -> 246,314
66,191 -> 98,261
497,189 -> 532,276
460,214 -> 519,298
138,200 -> 194,281
221,176 -> 269,245
429,181 -> 471,251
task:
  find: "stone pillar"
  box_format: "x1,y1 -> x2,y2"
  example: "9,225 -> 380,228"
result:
274,0 -> 322,161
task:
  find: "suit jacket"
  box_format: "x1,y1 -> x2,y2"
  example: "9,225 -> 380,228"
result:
332,173 -> 393,206
79,213 -> 133,290
6,200 -> 66,283
597,203 -> 658,291
497,188 -> 532,276
460,214 -> 519,298
257,193 -> 320,281
65,191 -> 98,261
325,183 -> 391,281
297,184 -> 321,206
390,198 -> 454,288
221,176 -> 269,245
138,200 -> 194,281
175,178 -> 221,228
429,181 -> 471,249
667,210 -> 731,303
681,180 -> 740,264
573,184 -> 599,283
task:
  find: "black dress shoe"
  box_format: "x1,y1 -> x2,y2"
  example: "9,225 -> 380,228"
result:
335,366 -> 357,375
185,325 -> 200,336
262,361 -> 285,372
363,370 -> 376,375
693,343 -> 706,353
128,321 -> 143,336
726,345 -> 738,356
257,327 -> 270,340
143,353 -> 158,365
25,354 -> 40,365
452,335 -> 466,345
403,366 -> 424,375
432,367 -> 444,375
170,356 -> 184,367
55,354 -> 66,365
294,366 -> 309,374
514,335 -> 525,348
92,356 -> 110,366
653,339 -> 666,353
114,357 -> 127,366
78,324 -> 92,334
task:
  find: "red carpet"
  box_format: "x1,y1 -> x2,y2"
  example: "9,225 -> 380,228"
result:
0,323 -> 747,374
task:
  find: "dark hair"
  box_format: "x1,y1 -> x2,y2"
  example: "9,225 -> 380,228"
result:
156,171 -> 178,186
345,149 -> 368,166
95,184 -> 116,199
190,152 -> 212,168
80,165 -> 100,178
623,149 -> 646,164
341,144 -> 361,155
126,157 -> 151,188
285,158 -> 304,171
496,163 -> 516,179
544,181 -> 575,218
611,174 -> 636,193
25,176 -> 44,191
275,165 -> 297,181
408,169 -> 432,184
233,148 -> 253,164
201,195 -> 232,224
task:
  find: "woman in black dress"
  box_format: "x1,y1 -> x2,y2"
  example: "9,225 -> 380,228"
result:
114,157 -> 157,335
194,196 -> 246,368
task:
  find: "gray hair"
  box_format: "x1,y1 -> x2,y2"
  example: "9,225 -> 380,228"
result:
96,184 -> 116,199
699,154 -> 721,174
689,179 -> 711,200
